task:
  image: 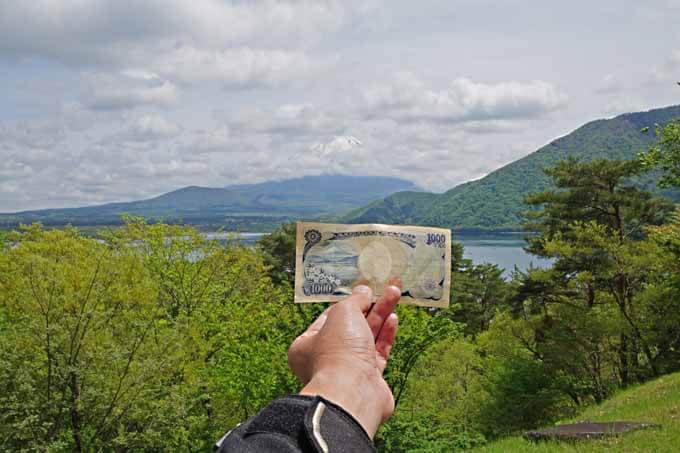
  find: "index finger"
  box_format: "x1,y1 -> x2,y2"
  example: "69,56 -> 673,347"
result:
366,285 -> 401,339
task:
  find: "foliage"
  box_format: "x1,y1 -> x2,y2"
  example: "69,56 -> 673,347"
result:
522,157 -> 675,384
341,191 -> 439,225
641,208 -> 680,371
475,371 -> 680,453
477,312 -> 582,433
256,222 -> 297,286
438,152 -> 680,449
0,220 -> 304,451
524,157 -> 670,247
448,242 -> 509,336
384,306 -> 461,411
641,117 -> 680,187
375,242 -> 511,451
379,340 -> 488,452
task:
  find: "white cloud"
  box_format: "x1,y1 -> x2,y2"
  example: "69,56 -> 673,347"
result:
600,98 -> 649,118
83,72 -> 179,110
652,49 -> 680,83
149,160 -> 210,178
0,159 -> 34,181
0,67 -> 572,211
156,46 -> 326,87
362,73 -> 568,124
190,126 -> 232,153
648,50 -> 680,85
0,0 -> 369,87
128,115 -> 182,141
0,118 -> 67,150
225,104 -> 344,137
1,0 -> 676,212
594,74 -> 625,94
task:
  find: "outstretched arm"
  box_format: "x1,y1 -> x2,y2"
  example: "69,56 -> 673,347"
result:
215,285 -> 400,452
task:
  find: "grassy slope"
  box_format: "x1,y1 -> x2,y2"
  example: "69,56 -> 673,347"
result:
476,371 -> 680,452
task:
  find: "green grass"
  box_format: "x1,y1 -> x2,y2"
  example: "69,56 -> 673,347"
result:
476,371 -> 680,452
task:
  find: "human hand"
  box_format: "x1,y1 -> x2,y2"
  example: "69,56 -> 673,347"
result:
288,285 -> 401,438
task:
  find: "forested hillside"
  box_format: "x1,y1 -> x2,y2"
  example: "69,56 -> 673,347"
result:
343,105 -> 680,230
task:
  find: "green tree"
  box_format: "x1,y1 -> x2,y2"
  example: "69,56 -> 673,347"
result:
507,266 -> 623,405
0,220 -> 302,451
0,225 -> 174,450
525,158 -> 669,250
641,117 -> 680,187
477,313 -> 576,436
523,158 -> 671,384
256,222 -> 297,287
641,208 -> 680,374
103,219 -> 302,443
384,306 -> 460,411
379,340 -> 488,452
449,241 -> 508,336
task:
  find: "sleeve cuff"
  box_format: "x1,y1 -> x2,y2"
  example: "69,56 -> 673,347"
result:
215,395 -> 375,453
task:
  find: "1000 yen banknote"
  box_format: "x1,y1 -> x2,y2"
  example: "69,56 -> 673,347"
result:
294,222 -> 451,308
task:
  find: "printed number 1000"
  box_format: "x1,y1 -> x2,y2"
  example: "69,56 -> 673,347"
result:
426,233 -> 446,247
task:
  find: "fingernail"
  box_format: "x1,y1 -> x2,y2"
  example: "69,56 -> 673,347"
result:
353,285 -> 372,295
388,285 -> 402,296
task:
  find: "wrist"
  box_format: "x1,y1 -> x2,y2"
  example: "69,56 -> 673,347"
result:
299,367 -> 388,438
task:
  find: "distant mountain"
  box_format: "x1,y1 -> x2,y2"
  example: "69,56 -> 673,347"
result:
0,175 -> 418,230
342,105 -> 680,231
225,174 -> 416,210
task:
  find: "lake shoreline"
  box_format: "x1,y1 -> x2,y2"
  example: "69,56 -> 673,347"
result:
0,222 -> 532,236
214,231 -> 549,279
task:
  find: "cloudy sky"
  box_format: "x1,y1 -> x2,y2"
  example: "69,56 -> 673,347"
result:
1,0 -> 679,212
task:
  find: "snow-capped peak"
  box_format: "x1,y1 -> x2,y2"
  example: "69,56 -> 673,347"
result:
310,135 -> 363,155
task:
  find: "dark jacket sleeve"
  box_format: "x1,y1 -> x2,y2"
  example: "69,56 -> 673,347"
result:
214,395 -> 375,453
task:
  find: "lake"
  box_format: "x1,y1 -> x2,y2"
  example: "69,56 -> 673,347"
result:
209,232 -> 551,279
456,234 -> 552,278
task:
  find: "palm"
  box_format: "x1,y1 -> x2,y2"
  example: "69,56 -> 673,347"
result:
288,286 -> 400,384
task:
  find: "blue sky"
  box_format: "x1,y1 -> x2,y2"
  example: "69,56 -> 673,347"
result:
1,0 -> 679,211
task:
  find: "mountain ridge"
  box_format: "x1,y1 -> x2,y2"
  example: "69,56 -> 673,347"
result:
0,175 -> 417,230
342,104 -> 680,230
4,106 -> 679,232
